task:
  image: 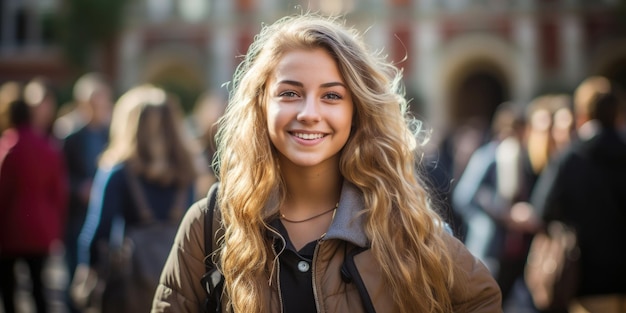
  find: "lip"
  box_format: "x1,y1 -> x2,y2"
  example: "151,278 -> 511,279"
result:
288,130 -> 328,146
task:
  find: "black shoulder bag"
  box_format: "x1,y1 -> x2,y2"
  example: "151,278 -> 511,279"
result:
200,184 -> 224,313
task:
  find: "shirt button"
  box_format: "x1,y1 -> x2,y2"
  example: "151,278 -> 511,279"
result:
297,260 -> 310,272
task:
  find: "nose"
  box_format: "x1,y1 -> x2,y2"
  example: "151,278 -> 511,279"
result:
296,96 -> 321,123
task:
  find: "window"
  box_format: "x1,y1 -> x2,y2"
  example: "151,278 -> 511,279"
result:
1,0 -> 60,51
147,0 -> 173,22
180,0 -> 208,22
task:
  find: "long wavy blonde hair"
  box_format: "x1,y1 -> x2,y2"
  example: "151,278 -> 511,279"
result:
99,84 -> 197,187
215,14 -> 454,313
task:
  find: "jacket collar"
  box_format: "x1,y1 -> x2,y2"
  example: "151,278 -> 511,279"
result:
265,180 -> 370,249
322,181 -> 369,248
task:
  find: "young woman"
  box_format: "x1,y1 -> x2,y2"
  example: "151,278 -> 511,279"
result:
154,14 -> 501,313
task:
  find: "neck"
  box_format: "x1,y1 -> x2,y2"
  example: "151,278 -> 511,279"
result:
279,158 -> 342,215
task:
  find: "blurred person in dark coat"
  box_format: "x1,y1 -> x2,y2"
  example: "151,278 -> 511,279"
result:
59,72 -> 113,313
531,76 -> 626,313
55,72 -> 113,312
0,97 -> 68,313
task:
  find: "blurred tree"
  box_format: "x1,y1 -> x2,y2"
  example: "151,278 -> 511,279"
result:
619,0 -> 626,30
58,0 -> 128,73
153,79 -> 202,114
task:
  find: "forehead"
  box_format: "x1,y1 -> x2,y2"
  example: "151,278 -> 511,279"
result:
271,48 -> 344,83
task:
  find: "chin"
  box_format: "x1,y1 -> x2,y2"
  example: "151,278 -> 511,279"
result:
280,153 -> 321,166
290,159 -> 323,167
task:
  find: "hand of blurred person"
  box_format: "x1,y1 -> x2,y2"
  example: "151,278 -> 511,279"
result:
507,201 -> 541,233
78,180 -> 93,205
70,264 -> 100,310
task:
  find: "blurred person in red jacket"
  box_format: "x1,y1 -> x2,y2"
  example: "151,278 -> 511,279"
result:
0,96 -> 69,313
0,81 -> 22,169
24,77 -> 59,139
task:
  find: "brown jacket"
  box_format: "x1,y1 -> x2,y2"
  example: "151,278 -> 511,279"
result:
152,183 -> 502,312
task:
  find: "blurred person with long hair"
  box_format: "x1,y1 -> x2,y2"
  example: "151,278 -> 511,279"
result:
525,94 -> 575,177
153,14 -> 501,313
71,84 -> 198,313
0,95 -> 68,313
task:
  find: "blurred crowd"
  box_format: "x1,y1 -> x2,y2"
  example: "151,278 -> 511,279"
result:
0,73 -> 224,313
425,76 -> 626,313
1,71 -> 625,313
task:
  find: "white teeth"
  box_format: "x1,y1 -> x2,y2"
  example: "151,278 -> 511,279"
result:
294,133 -> 324,140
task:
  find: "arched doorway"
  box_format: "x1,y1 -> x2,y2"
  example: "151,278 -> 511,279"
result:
441,62 -> 509,181
449,62 -> 509,130
452,69 -> 507,127
436,34 -> 516,136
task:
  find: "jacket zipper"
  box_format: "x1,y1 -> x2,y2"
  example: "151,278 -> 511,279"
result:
276,256 -> 284,313
312,238 -> 325,313
269,228 -> 286,313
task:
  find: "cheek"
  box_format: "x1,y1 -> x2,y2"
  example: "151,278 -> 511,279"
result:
331,105 -> 354,142
266,102 -> 282,143
339,105 -> 354,131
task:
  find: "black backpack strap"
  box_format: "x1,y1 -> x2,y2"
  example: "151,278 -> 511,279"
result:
203,183 -> 219,266
124,166 -> 154,223
340,246 -> 376,313
124,164 -> 188,224
201,183 -> 223,313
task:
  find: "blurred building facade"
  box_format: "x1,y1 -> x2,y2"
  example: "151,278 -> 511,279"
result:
0,0 -> 71,83
1,0 -> 625,132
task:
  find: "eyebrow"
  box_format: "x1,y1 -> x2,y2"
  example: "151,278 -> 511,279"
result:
277,80 -> 347,89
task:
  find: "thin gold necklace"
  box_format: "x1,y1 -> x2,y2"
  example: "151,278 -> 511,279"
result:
280,203 -> 339,223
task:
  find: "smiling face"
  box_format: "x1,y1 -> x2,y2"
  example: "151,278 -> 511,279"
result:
266,48 -> 354,170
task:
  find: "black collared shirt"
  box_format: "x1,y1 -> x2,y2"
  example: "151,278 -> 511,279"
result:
270,219 -> 318,313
